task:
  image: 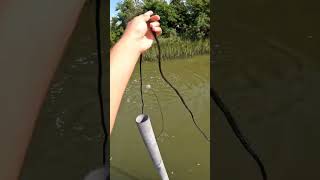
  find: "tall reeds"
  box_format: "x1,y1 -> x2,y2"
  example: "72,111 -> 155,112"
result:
143,37 -> 210,61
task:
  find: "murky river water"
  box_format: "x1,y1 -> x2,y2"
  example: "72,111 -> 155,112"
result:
20,4 -> 106,180
111,55 -> 210,180
213,0 -> 320,179
20,3 -> 210,180
18,0 -> 320,179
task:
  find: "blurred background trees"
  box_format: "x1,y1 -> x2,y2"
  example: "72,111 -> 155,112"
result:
110,0 -> 210,44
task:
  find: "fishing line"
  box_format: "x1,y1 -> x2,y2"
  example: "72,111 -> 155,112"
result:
138,16 -> 267,180
95,0 -> 107,168
139,55 -> 145,114
138,56 -> 165,138
149,88 -> 165,139
211,88 -> 267,180
139,25 -> 210,142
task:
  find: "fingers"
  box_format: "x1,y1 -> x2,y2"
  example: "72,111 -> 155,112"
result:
138,11 -> 160,22
137,11 -> 162,36
148,16 -> 161,36
149,15 -> 160,22
149,21 -> 160,28
151,26 -> 162,36
140,11 -> 153,22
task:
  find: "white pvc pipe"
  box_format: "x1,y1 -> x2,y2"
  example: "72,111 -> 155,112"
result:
136,114 -> 169,180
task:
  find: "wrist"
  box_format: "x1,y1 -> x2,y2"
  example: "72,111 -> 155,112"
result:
120,32 -> 142,53
111,34 -> 141,64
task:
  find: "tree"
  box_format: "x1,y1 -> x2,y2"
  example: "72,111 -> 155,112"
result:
110,16 -> 124,44
170,0 -> 188,35
185,0 -> 210,40
110,0 -> 210,41
110,0 -> 143,44
142,0 -> 178,37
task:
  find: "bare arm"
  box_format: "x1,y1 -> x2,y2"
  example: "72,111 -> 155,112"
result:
110,11 -> 161,133
0,1 -> 85,179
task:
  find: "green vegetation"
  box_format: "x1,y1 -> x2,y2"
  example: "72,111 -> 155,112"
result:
143,37 -> 209,61
111,0 -> 210,60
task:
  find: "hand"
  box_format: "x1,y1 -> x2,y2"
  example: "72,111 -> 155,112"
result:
122,11 -> 162,53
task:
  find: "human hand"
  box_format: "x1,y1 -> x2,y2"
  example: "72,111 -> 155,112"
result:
122,11 -> 162,53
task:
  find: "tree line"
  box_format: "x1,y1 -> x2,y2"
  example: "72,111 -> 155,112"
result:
110,0 -> 210,44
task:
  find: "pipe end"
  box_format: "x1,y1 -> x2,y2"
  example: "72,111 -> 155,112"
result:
136,114 -> 149,124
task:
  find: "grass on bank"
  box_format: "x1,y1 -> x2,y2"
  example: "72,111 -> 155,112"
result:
143,37 -> 210,61
111,37 -> 210,61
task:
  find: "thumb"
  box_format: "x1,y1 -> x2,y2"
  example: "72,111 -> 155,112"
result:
139,11 -> 153,22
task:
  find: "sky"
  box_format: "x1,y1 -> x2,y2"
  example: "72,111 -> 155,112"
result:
110,0 -> 171,17
110,0 -> 121,17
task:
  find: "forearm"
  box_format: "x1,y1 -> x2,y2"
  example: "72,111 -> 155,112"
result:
0,1 -> 85,179
110,36 -> 141,132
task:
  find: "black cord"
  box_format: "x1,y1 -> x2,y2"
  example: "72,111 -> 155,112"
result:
95,0 -> 107,169
138,28 -> 210,142
150,88 -> 165,139
211,88 -> 267,180
139,55 -> 144,114
138,15 -> 267,180
152,31 -> 211,142
139,55 -> 164,138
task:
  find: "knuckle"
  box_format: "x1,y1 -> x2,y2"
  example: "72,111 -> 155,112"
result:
133,17 -> 139,21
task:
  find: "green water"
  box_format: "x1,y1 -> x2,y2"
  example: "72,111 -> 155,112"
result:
19,3 -> 210,179
20,4 -> 105,180
111,55 -> 210,180
213,0 -> 320,179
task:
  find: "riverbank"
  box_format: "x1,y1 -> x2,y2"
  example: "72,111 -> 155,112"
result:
111,37 -> 210,61
142,37 -> 210,61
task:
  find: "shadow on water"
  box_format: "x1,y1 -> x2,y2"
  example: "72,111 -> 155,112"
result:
213,0 -> 320,179
20,2 -> 105,180
18,1 -> 209,180
110,166 -> 140,180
